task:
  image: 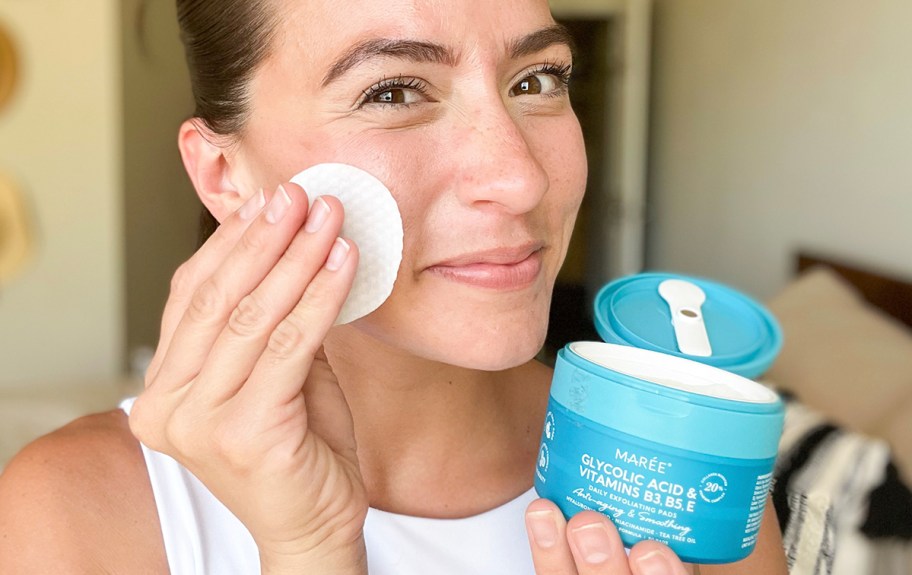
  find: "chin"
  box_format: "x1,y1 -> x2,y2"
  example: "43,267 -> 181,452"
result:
461,342 -> 545,372
421,314 -> 550,371
350,304 -> 549,371
407,336 -> 545,372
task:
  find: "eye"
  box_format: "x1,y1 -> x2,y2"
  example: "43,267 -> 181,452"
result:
512,75 -> 555,96
509,63 -> 572,98
360,76 -> 430,108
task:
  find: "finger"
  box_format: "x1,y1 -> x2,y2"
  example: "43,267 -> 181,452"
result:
525,499 -> 576,574
566,511 -> 632,575
151,183 -> 314,392
237,235 -> 358,410
187,194 -> 345,406
628,540 -> 693,575
146,189 -> 267,384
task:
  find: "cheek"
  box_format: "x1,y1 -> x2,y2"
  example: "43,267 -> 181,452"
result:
333,128 -> 443,264
530,116 -> 588,235
542,116 -> 587,198
336,131 -> 432,209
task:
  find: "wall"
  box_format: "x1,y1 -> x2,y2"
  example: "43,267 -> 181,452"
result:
122,0 -> 197,368
648,0 -> 912,299
0,0 -> 123,387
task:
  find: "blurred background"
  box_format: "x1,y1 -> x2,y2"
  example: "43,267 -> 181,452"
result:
1,1 -> 911,568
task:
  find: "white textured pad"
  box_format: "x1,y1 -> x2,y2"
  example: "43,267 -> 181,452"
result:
290,163 -> 403,325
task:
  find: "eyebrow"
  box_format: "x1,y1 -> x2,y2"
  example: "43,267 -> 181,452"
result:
509,24 -> 577,60
321,24 -> 577,87
322,39 -> 457,86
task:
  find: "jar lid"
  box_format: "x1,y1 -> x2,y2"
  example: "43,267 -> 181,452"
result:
594,273 -> 782,379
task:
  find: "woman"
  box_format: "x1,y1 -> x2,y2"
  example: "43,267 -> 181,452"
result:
0,0 -> 788,573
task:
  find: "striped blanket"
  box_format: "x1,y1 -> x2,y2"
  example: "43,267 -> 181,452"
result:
772,397 -> 912,575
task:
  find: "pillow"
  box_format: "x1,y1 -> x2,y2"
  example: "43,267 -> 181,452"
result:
765,266 -> 912,480
880,395 -> 912,485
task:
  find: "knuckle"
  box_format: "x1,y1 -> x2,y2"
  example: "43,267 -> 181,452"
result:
163,406 -> 198,455
280,235 -> 317,266
169,262 -> 193,295
299,281 -> 335,315
238,225 -> 269,254
128,394 -> 165,451
267,316 -> 314,358
210,420 -> 253,468
227,294 -> 270,338
186,279 -> 227,324
162,423 -> 186,455
127,398 -> 150,440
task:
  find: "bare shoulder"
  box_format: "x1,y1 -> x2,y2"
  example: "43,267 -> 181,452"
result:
0,409 -> 168,573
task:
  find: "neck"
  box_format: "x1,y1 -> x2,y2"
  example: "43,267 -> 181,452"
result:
324,326 -> 552,518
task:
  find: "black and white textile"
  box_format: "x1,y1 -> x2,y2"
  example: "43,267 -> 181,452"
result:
771,396 -> 912,575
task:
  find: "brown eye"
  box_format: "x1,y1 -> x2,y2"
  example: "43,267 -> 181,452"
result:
360,77 -> 429,108
511,75 -> 543,96
508,65 -> 572,99
372,89 -> 407,104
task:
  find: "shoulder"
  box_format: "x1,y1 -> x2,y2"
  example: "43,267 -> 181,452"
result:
0,409 -> 168,572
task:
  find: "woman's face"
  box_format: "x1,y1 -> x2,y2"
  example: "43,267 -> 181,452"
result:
231,0 -> 587,370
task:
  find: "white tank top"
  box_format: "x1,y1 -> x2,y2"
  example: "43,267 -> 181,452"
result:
120,398 -> 538,574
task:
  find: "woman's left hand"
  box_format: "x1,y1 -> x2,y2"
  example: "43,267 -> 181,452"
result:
525,499 -> 694,575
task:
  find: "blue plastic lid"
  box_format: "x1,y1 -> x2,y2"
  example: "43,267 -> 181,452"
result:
594,273 -> 782,379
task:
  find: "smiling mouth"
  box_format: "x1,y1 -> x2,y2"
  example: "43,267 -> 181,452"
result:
426,245 -> 544,290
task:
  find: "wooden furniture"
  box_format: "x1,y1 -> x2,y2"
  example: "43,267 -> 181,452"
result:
797,252 -> 912,329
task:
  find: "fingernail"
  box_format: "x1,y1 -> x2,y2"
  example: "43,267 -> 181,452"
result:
238,189 -> 266,220
325,238 -> 350,271
526,510 -> 558,549
304,196 -> 331,233
265,184 -> 292,224
572,522 -> 612,565
636,550 -> 673,575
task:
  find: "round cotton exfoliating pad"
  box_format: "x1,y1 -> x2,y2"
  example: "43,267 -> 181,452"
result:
290,163 -> 403,325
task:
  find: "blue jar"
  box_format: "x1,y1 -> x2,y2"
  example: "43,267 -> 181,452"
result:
535,274 -> 785,564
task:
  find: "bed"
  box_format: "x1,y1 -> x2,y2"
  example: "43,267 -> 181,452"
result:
764,251 -> 912,575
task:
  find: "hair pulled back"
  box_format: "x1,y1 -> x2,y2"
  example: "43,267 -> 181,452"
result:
176,0 -> 280,243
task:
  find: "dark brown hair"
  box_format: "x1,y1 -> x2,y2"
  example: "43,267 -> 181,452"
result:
176,0 -> 280,245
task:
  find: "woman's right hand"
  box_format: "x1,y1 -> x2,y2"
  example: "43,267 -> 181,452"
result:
129,183 -> 369,574
525,499 -> 695,575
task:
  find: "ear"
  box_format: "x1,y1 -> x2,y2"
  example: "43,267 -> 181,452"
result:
178,119 -> 250,222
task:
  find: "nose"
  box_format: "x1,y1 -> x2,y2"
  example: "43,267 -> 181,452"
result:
449,103 -> 550,215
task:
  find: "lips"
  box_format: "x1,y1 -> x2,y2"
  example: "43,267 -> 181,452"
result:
425,243 -> 545,290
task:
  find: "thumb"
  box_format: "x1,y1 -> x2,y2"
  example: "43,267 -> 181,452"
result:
628,541 -> 694,575
303,346 -> 360,466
